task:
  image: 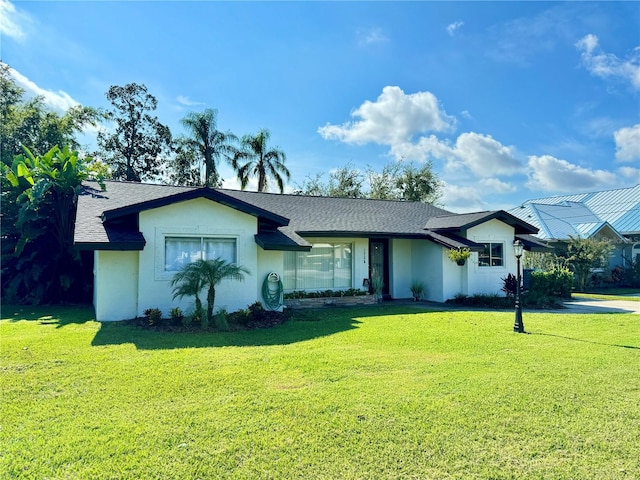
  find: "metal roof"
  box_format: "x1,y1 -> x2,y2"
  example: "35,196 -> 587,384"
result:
508,184 -> 640,240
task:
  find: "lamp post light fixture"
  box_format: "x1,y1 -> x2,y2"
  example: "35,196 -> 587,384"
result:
513,239 -> 525,333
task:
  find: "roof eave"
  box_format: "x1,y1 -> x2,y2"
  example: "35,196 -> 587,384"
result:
101,188 -> 290,226
74,241 -> 146,251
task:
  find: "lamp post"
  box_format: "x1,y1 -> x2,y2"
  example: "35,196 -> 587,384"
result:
513,239 -> 525,333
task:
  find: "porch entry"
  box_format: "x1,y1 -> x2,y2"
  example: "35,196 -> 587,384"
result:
369,239 -> 390,297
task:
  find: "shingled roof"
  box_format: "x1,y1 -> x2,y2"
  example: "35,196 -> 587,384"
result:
74,181 -> 538,251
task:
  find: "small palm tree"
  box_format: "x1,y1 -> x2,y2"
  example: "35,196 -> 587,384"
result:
171,258 -> 250,329
232,128 -> 290,192
170,263 -> 205,322
180,109 -> 237,187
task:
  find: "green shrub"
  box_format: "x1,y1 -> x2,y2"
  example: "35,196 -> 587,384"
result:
228,308 -> 251,326
143,308 -> 162,327
215,307 -> 230,331
169,307 -> 184,326
447,293 -> 512,309
623,261 -> 640,288
529,266 -> 573,299
522,291 -> 563,309
447,291 -> 562,310
283,289 -> 367,300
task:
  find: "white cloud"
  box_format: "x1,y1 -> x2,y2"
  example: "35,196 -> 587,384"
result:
614,124 -> 640,162
446,21 -> 464,37
318,86 -> 456,145
460,110 -> 472,120
390,135 -> 453,163
176,95 -> 205,107
357,27 -> 388,47
0,0 -> 27,40
9,67 -> 79,113
618,166 -> 640,183
526,155 -> 617,192
440,183 -> 487,212
451,132 -> 523,177
391,132 -> 523,178
576,34 -> 640,90
479,178 -> 517,194
320,89 -> 524,180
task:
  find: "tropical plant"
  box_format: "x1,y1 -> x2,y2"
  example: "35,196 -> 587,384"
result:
169,307 -> 185,326
97,83 -> 172,182
170,258 -> 250,329
448,247 -> 471,265
179,109 -> 237,187
1,146 -> 101,303
1,61 -> 103,166
143,308 -> 163,327
371,276 -> 384,302
233,129 -> 290,192
170,264 -> 205,324
410,280 -> 425,301
501,273 -> 518,297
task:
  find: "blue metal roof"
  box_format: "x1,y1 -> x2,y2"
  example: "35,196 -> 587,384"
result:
508,184 -> 640,240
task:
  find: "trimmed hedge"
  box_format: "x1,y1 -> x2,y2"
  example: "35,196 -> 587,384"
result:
529,266 -> 574,299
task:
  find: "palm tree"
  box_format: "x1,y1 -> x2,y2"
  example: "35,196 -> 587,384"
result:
232,129 -> 290,192
170,258 -> 249,329
180,109 -> 237,187
170,263 -> 205,322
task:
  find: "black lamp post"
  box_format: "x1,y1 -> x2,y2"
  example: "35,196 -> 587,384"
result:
513,239 -> 525,333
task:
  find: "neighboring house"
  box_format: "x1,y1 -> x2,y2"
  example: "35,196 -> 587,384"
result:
508,184 -> 640,269
74,181 -> 543,321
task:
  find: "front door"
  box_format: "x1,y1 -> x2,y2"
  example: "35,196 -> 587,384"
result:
369,239 -> 390,297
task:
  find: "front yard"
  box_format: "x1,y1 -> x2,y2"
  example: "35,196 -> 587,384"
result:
1,304 -> 639,479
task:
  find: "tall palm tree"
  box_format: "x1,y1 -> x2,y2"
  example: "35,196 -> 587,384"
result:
180,109 -> 237,187
171,258 -> 249,329
232,129 -> 290,193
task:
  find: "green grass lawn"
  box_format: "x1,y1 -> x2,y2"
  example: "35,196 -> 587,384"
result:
574,290 -> 640,302
1,304 -> 639,479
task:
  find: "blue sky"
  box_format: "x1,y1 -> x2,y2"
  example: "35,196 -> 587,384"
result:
2,1 -> 639,212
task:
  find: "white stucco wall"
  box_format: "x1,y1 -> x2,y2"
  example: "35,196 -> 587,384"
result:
404,240 -> 446,302
137,198 -> 259,317
94,250 -> 139,321
442,248 -> 467,301
390,239 -> 412,299
467,219 -> 516,296
92,197 -> 523,319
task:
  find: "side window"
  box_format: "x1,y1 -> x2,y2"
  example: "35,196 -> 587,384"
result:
478,242 -> 504,267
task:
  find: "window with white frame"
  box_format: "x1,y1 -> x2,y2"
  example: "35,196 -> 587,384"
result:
164,236 -> 236,272
283,243 -> 352,290
478,242 -> 504,267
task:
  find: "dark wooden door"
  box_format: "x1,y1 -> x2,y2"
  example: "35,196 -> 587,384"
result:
369,239 -> 389,296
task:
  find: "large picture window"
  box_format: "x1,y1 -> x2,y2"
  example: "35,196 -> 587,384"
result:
478,242 -> 504,267
165,237 -> 236,272
284,243 -> 352,291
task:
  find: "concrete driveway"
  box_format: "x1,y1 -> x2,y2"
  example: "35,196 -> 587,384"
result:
559,295 -> 640,315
